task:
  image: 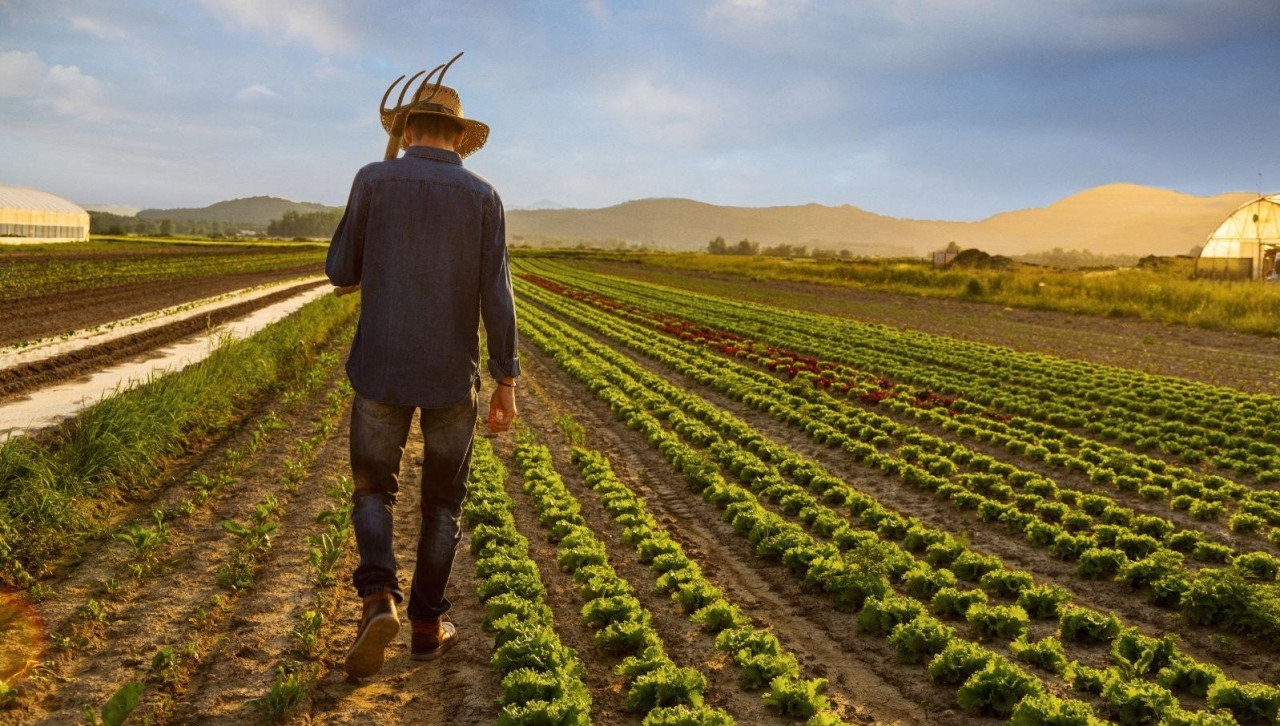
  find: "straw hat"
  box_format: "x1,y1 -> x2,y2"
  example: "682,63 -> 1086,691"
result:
378,54 -> 489,159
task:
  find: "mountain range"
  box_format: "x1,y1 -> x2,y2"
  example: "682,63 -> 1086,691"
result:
123,185 -> 1256,256
505,184 -> 1256,257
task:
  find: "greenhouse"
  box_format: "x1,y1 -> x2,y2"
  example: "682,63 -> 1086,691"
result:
0,184 -> 90,243
1196,193 -> 1280,280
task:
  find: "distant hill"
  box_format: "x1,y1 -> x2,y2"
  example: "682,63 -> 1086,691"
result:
137,196 -> 339,227
956,184 -> 1256,257
507,184 -> 1256,257
511,199 -> 567,211
81,204 -> 140,217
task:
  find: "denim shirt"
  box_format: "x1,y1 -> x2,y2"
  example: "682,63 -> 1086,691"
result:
326,145 -> 520,408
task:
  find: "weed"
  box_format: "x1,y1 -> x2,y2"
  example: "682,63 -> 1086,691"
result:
306,533 -> 343,586
247,663 -> 306,719
78,599 -> 108,624
290,610 -> 325,660
149,645 -> 177,685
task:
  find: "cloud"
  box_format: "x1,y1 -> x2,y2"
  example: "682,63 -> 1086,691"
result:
194,0 -> 355,54
583,0 -> 607,19
236,83 -> 281,100
68,15 -> 126,40
706,0 -> 809,24
603,77 -> 718,147
698,0 -> 1280,72
0,49 -> 116,119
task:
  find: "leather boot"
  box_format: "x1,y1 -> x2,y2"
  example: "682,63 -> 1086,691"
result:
343,589 -> 400,678
410,618 -> 458,661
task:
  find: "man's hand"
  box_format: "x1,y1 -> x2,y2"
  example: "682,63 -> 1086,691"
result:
487,379 -> 517,433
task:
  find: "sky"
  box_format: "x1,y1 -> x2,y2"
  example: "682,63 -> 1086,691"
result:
2,1 -> 1279,220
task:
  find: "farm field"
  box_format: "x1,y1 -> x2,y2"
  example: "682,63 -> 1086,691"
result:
0,239 -> 327,348
546,251 -> 1280,340
3,250 -> 1280,724
556,257 -> 1280,397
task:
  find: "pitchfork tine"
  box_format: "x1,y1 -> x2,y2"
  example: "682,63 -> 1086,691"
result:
413,62 -> 448,104
380,74 -> 406,113
396,70 -> 427,109
424,52 -> 464,103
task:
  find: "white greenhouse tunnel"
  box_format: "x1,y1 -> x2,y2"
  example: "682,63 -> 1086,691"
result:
0,184 -> 90,243
1197,194 -> 1280,281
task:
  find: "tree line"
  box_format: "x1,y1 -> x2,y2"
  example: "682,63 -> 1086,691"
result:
89,209 -> 346,240
705,236 -> 852,259
89,212 -> 244,237
266,209 -> 345,238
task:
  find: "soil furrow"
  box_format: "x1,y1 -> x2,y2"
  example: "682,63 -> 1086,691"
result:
0,279 -> 326,403
489,431 -> 642,725
0,264 -> 321,347
534,300 -> 1274,686
169,404 -> 352,723
17,383 -> 348,723
517,338 -> 966,725
519,366 -> 880,722
302,412 -> 501,725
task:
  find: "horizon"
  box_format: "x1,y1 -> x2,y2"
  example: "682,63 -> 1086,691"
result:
81,181 -> 1270,225
3,2 -> 1280,221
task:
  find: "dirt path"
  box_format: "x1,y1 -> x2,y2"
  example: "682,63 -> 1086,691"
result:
573,261 -> 1280,396
517,337 -> 982,725
302,413 -> 500,725
169,405 -> 353,724
0,264 -> 322,348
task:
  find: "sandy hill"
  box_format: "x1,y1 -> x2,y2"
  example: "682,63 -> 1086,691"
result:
506,184 -> 1255,257
137,196 -> 339,227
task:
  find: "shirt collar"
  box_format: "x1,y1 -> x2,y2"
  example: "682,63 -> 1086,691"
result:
405,145 -> 462,165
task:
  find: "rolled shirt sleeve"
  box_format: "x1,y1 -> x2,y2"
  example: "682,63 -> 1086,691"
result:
479,190 -> 520,380
326,167 -> 370,287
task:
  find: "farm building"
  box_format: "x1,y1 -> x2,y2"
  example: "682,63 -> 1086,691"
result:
0,184 -> 90,243
1196,193 -> 1280,280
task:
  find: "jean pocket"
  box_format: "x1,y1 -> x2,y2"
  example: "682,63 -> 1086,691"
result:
357,394 -> 404,422
424,391 -> 477,433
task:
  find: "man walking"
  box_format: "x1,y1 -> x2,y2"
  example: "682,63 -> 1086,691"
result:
325,59 -> 519,679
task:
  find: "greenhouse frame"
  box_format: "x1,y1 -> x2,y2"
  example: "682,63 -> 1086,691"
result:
1196,193 -> 1280,281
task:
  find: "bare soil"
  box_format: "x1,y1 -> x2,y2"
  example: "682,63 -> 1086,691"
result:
0,264 -> 322,347
6,356 -> 350,724
513,366 -> 889,725
301,419 -> 501,725
515,336 -> 983,724
0,279 -> 326,402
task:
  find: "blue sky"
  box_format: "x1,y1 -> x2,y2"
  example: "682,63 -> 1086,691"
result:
2,1 -> 1278,220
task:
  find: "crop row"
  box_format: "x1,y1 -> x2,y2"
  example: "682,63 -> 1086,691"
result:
0,293 -> 359,590
515,295 -> 1280,724
0,248 -> 325,299
517,303 -> 1102,721
512,430 -> 745,724
515,274 -> 1280,644
246,391 -> 360,721
462,436 -> 594,725
519,269 -> 1280,538
76,371 -> 354,724
522,261 -> 1280,484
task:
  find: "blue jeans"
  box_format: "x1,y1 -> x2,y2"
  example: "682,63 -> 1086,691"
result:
349,389 -> 477,622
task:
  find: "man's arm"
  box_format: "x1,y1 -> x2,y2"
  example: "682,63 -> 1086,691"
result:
326,169 -> 370,288
480,189 -> 520,432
